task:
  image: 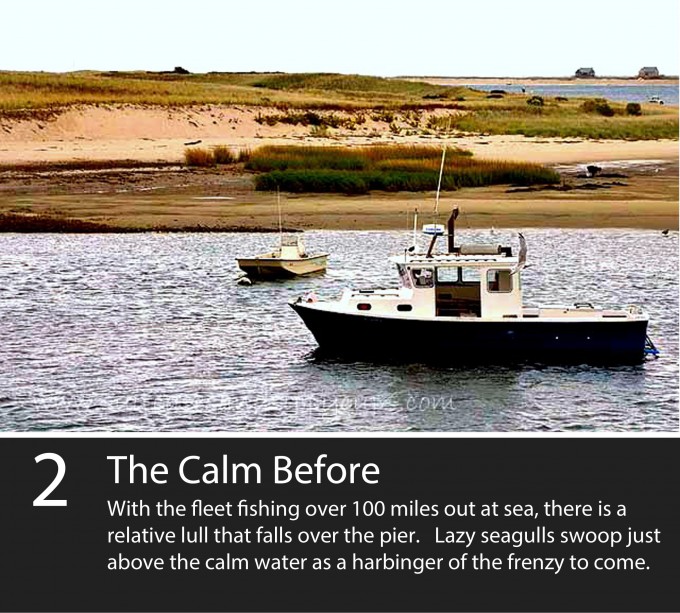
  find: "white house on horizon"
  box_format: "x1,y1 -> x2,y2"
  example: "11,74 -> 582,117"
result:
575,67 -> 596,78
638,66 -> 660,79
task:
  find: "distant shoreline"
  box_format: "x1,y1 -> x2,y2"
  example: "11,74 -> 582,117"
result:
402,76 -> 680,86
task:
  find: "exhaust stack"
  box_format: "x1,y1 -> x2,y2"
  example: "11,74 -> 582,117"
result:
447,207 -> 459,253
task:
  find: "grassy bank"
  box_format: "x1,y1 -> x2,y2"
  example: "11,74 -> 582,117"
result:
0,71 -> 676,140
247,145 -> 560,194
0,71 -> 467,114
428,97 -> 678,139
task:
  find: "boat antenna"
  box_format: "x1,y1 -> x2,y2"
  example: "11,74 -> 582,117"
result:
434,144 -> 446,219
277,186 -> 283,247
412,207 -> 418,251
433,120 -> 452,219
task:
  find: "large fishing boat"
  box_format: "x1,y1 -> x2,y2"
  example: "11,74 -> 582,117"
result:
290,208 -> 656,363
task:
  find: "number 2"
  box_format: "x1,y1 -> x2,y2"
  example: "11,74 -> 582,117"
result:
34,453 -> 67,507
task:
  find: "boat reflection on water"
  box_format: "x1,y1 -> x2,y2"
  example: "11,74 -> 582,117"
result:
301,348 -> 652,431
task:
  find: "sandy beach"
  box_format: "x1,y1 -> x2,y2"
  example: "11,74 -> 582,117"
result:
0,104 -> 677,230
0,105 -> 678,166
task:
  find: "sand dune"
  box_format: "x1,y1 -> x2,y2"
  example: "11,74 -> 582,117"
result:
0,104 -> 678,167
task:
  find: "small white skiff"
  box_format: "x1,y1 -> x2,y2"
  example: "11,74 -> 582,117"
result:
237,236 -> 328,279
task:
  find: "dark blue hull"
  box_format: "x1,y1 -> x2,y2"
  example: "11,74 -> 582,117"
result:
290,303 -> 649,364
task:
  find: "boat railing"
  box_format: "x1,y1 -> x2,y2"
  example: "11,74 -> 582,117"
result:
352,288 -> 403,296
404,252 -> 513,264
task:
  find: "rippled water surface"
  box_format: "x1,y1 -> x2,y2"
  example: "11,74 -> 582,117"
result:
469,83 -> 679,105
1,229 -> 677,431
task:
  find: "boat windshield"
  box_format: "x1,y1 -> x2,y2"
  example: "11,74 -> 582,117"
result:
436,267 -> 480,284
397,264 -> 412,288
411,267 -> 434,288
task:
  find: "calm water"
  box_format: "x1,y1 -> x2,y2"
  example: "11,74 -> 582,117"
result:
1,229 -> 677,432
468,83 -> 679,105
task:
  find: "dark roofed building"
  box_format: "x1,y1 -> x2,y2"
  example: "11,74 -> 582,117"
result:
638,66 -> 660,79
575,67 -> 596,78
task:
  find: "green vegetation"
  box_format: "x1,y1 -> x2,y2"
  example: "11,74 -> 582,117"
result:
255,110 -> 355,128
0,70 -> 468,113
581,98 -> 615,117
248,145 -> 559,194
249,73 -> 465,98
246,144 -> 470,172
184,147 -> 215,166
527,96 -> 545,107
429,99 -> 678,140
184,145 -> 246,166
212,145 -> 236,164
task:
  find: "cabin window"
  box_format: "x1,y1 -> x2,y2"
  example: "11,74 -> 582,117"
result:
436,267 -> 480,285
411,268 -> 434,288
436,267 -> 459,284
357,303 -> 372,311
397,304 -> 412,312
487,269 -> 513,293
462,268 -> 480,283
397,264 -> 412,288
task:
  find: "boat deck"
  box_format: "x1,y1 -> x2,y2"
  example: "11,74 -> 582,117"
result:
521,306 -> 644,320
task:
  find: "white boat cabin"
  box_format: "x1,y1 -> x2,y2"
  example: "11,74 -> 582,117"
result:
338,244 -> 523,319
302,209 -> 646,325
397,246 -> 521,318
278,236 -> 307,260
256,236 -> 309,260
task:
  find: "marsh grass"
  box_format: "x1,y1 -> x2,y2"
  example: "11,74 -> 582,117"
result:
249,145 -> 559,194
245,145 -> 471,172
212,145 -> 236,164
427,95 -> 678,139
445,111 -> 677,139
184,145 -> 238,166
184,148 -> 215,166
237,148 -> 252,163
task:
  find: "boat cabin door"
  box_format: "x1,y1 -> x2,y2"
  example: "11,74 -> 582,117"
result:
481,268 -> 522,317
434,266 -> 481,317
